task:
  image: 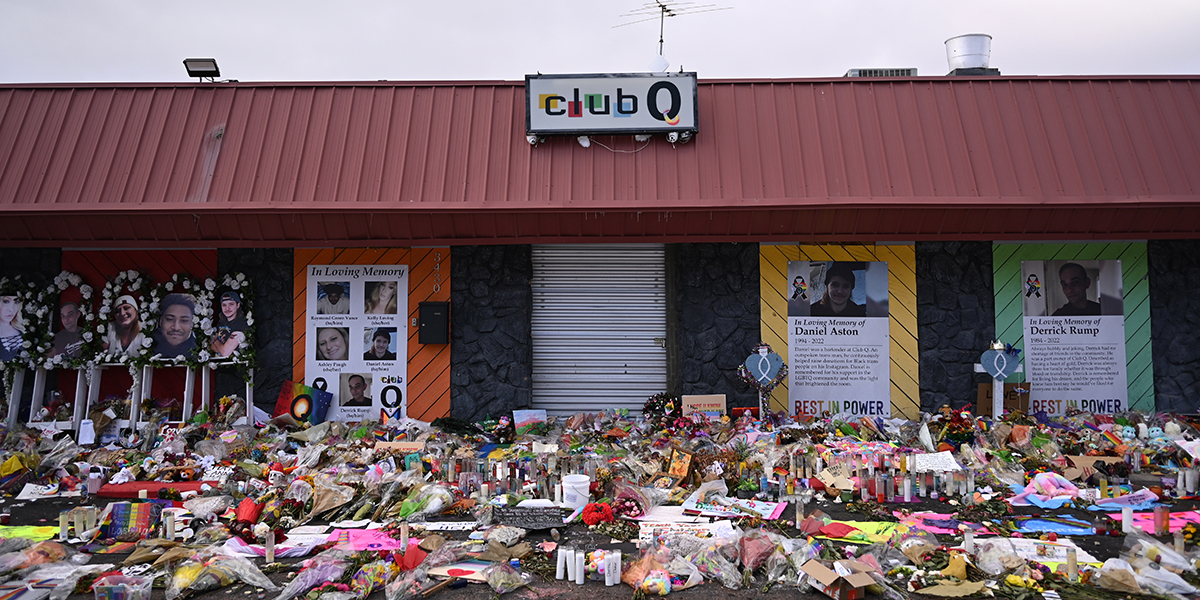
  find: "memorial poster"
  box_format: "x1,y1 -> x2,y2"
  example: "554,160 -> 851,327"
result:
1021,260 -> 1126,416
787,261 -> 890,418
306,265 -> 408,422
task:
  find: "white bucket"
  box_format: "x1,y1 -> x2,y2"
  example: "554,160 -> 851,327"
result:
945,33 -> 992,70
562,474 -> 591,509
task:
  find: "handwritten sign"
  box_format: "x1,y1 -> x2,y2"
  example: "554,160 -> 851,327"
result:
681,394 -> 726,417
492,507 -> 564,530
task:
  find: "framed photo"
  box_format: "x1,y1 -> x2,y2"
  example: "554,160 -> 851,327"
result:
647,472 -> 681,490
667,447 -> 693,479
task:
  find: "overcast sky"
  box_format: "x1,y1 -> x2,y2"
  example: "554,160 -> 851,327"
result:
3,0 -> 1199,84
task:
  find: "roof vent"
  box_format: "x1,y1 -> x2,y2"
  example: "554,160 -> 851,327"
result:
945,33 -> 1000,75
844,68 -> 918,78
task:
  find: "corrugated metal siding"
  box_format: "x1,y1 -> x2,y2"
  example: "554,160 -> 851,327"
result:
0,77 -> 1198,245
531,244 -> 667,416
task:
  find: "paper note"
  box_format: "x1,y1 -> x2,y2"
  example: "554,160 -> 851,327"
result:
911,451 -> 962,473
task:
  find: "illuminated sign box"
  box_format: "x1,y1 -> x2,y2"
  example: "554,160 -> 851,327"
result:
526,72 -> 698,136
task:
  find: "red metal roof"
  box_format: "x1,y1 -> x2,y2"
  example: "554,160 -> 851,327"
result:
0,76 -> 1198,246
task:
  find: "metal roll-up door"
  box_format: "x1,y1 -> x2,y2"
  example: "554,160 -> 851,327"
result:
532,244 -> 667,416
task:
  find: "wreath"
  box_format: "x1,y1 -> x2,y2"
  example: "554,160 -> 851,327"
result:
0,276 -> 42,368
736,342 -> 788,396
0,276 -> 41,421
144,273 -> 213,368
97,270 -> 152,365
202,272 -> 256,381
36,271 -> 102,371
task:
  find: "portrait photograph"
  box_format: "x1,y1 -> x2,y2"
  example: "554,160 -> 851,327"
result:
210,287 -> 250,358
339,372 -> 373,407
315,326 -> 350,361
362,327 -> 397,361
363,280 -> 399,315
316,281 -> 350,315
1022,260 -> 1124,318
151,293 -> 198,359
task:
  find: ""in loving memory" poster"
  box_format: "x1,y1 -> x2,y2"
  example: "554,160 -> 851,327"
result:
306,265 -> 408,422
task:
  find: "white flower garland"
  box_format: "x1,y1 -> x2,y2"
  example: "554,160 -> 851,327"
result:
202,274 -> 254,381
144,273 -> 213,367
0,276 -> 40,424
96,270 -> 152,365
35,271 -> 101,371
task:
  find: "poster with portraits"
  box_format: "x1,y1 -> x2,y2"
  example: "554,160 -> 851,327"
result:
306,265 -> 408,422
1021,260 -> 1127,416
787,261 -> 891,418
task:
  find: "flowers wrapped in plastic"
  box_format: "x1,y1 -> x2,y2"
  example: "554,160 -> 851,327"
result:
483,561 -> 531,595
166,545 -> 277,600
272,549 -> 353,600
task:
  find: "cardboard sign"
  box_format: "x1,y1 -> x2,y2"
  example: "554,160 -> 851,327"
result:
491,507 -> 564,530
681,394 -> 726,417
976,383 -> 1029,417
1063,455 -> 1126,481
374,441 -> 424,452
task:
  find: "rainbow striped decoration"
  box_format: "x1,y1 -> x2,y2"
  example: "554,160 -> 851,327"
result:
102,502 -> 162,538
1102,431 -> 1123,445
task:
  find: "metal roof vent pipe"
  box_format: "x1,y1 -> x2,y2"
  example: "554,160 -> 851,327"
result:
945,33 -> 1000,76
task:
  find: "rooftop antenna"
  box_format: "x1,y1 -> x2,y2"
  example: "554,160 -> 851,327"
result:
616,1 -> 732,70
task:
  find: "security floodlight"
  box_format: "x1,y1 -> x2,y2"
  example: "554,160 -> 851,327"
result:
183,58 -> 220,81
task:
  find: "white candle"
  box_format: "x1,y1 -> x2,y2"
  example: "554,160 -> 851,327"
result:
1067,548 -> 1078,581
555,483 -> 563,504
265,532 -> 275,563
903,477 -> 912,502
564,548 -> 575,580
1122,507 -> 1134,533
556,548 -> 567,580
138,489 -> 149,499
165,512 -> 175,540
963,530 -> 974,553
400,522 -> 409,552
59,512 -> 68,541
605,552 -> 615,586
613,550 -> 622,585
575,552 -> 585,585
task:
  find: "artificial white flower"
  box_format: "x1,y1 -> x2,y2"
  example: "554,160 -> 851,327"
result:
165,282 -> 174,291
57,280 -> 69,291
183,280 -> 191,289
236,273 -> 245,282
143,338 -> 153,347
126,270 -> 137,279
21,341 -> 31,348
83,332 -> 93,342
231,281 -> 240,289
80,284 -> 92,296
246,316 -> 254,325
97,324 -> 106,333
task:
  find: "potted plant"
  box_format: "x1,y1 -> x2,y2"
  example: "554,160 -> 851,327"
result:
734,478 -> 759,499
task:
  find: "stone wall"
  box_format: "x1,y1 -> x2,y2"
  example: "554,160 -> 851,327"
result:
449,245 -> 532,421
916,241 -> 995,411
216,249 -> 293,413
1148,240 -> 1200,412
674,243 -> 761,408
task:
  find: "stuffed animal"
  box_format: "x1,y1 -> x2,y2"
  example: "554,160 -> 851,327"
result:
1122,425 -> 1137,441
1165,422 -> 1184,439
640,570 -> 672,596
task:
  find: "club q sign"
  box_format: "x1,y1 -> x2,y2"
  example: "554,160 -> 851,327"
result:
525,73 -> 699,136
